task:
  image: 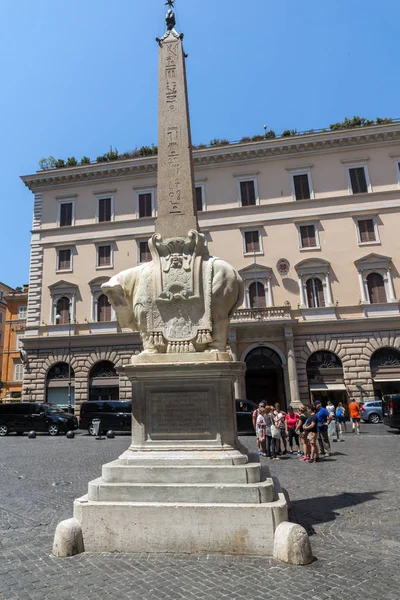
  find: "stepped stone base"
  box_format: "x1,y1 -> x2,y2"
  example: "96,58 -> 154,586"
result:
67,354 -> 289,556
74,492 -> 288,555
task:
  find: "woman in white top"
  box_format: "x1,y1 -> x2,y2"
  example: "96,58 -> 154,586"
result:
327,400 -> 339,441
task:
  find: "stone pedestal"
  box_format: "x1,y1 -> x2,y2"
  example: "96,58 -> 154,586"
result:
72,353 -> 288,555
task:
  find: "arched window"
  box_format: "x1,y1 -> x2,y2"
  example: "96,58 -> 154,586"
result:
97,294 -> 111,322
370,348 -> 400,369
90,361 -> 117,378
306,278 -> 325,308
367,272 -> 387,304
55,297 -> 70,324
249,282 -> 266,308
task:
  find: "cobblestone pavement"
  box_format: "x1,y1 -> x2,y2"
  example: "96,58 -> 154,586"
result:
0,424 -> 399,599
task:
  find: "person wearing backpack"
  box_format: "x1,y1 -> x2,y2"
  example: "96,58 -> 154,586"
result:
336,402 -> 347,438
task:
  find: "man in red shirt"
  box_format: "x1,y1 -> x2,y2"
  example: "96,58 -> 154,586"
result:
348,400 -> 361,434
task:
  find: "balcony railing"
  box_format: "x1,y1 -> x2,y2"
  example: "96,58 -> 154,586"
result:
231,306 -> 292,322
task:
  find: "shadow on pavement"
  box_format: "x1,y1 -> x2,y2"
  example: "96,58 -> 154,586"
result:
290,490 -> 384,534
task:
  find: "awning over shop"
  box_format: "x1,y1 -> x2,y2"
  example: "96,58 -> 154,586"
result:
309,383 -> 347,391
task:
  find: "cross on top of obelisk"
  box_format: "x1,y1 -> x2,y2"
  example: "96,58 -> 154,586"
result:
155,0 -> 199,239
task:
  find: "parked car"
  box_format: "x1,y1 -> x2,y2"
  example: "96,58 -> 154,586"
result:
79,400 -> 132,435
236,399 -> 258,435
382,394 -> 400,430
0,402 -> 78,436
360,400 -> 382,424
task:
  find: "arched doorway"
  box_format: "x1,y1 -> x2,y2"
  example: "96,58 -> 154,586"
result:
371,348 -> 400,398
46,362 -> 75,410
307,351 -> 346,407
245,347 -> 286,408
89,361 -> 119,401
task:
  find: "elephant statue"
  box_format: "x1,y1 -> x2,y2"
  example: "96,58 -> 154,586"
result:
102,233 -> 244,354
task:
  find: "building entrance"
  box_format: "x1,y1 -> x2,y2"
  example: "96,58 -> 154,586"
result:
371,348 -> 400,398
307,351 -> 346,407
245,347 -> 286,409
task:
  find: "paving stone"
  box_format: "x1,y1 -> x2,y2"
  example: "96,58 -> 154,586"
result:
0,424 -> 399,599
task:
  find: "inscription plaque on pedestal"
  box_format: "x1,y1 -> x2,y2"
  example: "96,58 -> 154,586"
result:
148,390 -> 214,440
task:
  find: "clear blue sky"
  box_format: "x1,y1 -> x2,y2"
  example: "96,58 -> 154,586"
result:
1,0 -> 399,288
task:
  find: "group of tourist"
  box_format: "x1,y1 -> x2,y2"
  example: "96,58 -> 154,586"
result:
252,398 -> 362,463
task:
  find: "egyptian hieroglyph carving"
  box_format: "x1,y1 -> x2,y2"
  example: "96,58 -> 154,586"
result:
102,230 -> 244,354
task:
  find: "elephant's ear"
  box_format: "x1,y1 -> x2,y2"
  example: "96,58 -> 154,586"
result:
101,269 -> 138,330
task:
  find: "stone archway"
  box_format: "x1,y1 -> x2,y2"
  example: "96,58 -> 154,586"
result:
89,360 -> 119,401
370,347 -> 400,398
46,362 -> 75,410
306,351 -> 346,407
244,346 -> 286,408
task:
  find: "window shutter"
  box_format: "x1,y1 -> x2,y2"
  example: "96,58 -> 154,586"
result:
58,249 -> 71,270
306,278 -> 325,308
240,181 -> 256,206
97,294 -> 111,322
367,272 -> 387,304
349,167 -> 368,194
195,187 -> 203,212
300,225 -> 316,248
244,231 -> 260,253
293,174 -> 310,200
56,297 -> 70,324
358,219 -> 375,243
60,203 -> 72,227
139,241 -> 151,263
249,282 -> 266,308
138,193 -> 152,218
99,198 -> 111,222
98,245 -> 111,267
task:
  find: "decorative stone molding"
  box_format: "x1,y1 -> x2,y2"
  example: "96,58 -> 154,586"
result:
21,125 -> 400,192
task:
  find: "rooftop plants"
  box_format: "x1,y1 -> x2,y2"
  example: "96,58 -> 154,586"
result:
37,116 -> 395,170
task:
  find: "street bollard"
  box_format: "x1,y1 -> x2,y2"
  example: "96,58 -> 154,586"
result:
106,430 -> 115,439
66,431 -> 75,439
92,418 -> 104,440
28,431 -> 36,439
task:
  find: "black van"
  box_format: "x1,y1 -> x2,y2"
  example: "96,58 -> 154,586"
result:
79,401 -> 132,435
0,403 -> 78,436
382,394 -> 400,430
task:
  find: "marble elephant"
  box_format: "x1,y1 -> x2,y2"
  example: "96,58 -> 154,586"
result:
101,257 -> 244,353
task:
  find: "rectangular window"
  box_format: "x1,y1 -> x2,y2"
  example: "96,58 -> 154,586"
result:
59,202 -> 73,227
17,305 -> 27,319
13,362 -> 24,381
299,225 -> 317,248
139,241 -> 151,263
349,167 -> 368,194
15,331 -> 24,351
358,219 -> 376,243
138,193 -> 153,218
195,186 -> 203,212
98,197 -> 112,222
97,245 -> 112,267
293,174 -> 311,200
240,180 -> 256,206
57,249 -> 71,271
244,231 -> 260,254
0,313 -> 2,322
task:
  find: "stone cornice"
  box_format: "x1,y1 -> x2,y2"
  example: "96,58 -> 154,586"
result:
21,124 -> 400,192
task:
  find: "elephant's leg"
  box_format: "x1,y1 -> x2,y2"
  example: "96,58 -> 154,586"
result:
207,315 -> 230,352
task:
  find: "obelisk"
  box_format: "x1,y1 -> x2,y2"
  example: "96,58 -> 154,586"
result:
156,5 -> 198,238
58,2 -> 289,558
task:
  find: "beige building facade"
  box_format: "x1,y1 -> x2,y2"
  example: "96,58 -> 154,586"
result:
20,123 -> 400,412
